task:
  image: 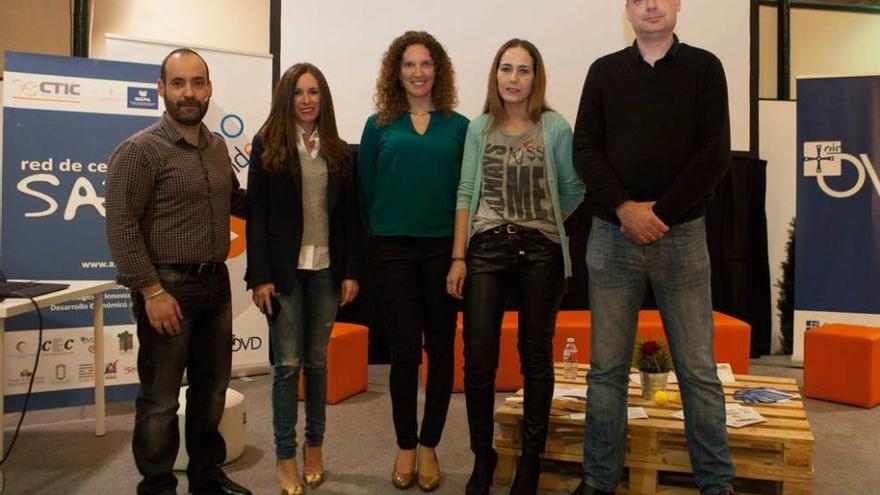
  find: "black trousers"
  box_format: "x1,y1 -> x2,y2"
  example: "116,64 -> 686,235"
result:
463,226 -> 564,457
132,266 -> 232,495
370,236 -> 457,450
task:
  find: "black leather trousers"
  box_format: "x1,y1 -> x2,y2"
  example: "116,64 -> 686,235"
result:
462,225 -> 565,457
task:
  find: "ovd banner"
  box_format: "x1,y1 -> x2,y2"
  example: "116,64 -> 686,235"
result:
794,75 -> 880,362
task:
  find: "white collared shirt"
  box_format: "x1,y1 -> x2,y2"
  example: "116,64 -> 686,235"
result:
296,124 -> 321,159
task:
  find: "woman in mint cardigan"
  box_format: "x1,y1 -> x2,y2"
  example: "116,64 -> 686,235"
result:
446,39 -> 584,495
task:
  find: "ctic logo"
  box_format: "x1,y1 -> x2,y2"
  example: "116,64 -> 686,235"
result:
232,334 -> 263,352
117,331 -> 134,353
15,341 -> 30,353
13,79 -> 38,96
55,364 -> 68,381
127,86 -> 159,109
13,78 -> 81,101
803,141 -> 880,198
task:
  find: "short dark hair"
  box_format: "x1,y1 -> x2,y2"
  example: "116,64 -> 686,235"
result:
160,48 -> 210,83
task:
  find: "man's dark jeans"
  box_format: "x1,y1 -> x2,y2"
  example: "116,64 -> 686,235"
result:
132,266 -> 232,495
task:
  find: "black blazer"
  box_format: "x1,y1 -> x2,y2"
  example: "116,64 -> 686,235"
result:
245,134 -> 364,292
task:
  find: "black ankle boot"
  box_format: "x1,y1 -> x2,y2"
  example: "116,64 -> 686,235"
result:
571,480 -> 615,495
509,453 -> 541,495
465,450 -> 498,495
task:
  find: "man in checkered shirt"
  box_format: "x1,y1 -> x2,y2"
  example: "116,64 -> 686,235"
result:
106,48 -> 249,495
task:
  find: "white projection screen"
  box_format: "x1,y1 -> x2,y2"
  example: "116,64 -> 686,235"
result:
280,0 -> 754,153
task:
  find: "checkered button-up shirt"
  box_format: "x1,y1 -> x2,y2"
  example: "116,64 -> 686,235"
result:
106,113 -> 246,289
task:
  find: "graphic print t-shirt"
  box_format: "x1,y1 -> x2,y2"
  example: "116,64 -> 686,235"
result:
472,125 -> 559,242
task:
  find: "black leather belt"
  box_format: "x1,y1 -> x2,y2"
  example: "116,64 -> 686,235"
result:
491,223 -> 534,235
156,263 -> 225,275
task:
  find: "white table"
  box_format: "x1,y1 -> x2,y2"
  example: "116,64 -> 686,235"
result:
0,280 -> 118,452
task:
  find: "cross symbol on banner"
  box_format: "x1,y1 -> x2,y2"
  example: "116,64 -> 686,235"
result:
804,144 -> 834,174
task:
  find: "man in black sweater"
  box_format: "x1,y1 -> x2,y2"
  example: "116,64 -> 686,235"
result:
571,1 -> 735,494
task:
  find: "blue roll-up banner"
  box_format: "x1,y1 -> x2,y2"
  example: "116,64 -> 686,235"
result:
2,52 -> 160,410
794,75 -> 880,362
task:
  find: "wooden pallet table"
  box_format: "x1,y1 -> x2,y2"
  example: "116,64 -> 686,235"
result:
494,364 -> 814,494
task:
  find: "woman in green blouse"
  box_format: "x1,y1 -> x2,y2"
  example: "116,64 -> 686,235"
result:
357,30 -> 468,492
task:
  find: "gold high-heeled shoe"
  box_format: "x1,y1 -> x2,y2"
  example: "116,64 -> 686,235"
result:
417,448 -> 441,492
303,444 -> 325,488
278,459 -> 305,495
392,450 -> 417,490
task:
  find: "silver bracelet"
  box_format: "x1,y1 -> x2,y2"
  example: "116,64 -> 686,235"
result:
144,288 -> 166,301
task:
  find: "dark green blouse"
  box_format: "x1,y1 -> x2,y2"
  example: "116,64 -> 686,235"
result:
357,111 -> 469,237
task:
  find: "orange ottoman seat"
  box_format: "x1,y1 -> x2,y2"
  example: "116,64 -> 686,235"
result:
298,322 -> 368,404
707,312 -> 752,375
804,324 -> 880,408
552,310 -> 751,374
628,311 -> 751,374
426,310 -> 751,392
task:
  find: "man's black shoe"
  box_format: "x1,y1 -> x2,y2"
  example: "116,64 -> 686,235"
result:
191,472 -> 252,495
571,480 -> 615,495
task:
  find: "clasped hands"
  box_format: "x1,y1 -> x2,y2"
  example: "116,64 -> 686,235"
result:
615,200 -> 669,245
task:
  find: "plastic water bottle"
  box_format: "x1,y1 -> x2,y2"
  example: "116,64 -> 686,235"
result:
562,337 -> 579,380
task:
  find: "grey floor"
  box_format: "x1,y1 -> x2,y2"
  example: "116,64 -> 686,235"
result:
2,357 -> 878,494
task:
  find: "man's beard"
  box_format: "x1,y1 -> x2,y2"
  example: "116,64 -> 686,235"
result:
166,97 -> 209,126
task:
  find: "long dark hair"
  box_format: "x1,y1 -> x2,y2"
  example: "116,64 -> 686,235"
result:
258,63 -> 351,182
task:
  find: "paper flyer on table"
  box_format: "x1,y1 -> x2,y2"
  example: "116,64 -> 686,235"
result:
670,403 -> 766,428
554,385 -> 587,400
628,407 -> 649,420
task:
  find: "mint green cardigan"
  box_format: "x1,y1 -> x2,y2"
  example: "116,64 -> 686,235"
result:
455,111 -> 585,277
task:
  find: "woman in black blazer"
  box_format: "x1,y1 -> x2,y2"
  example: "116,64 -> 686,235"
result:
245,63 -> 363,495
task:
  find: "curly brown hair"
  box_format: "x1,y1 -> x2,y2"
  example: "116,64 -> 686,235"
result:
374,31 -> 458,126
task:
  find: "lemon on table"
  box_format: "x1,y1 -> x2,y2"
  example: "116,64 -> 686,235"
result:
653,390 -> 669,406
